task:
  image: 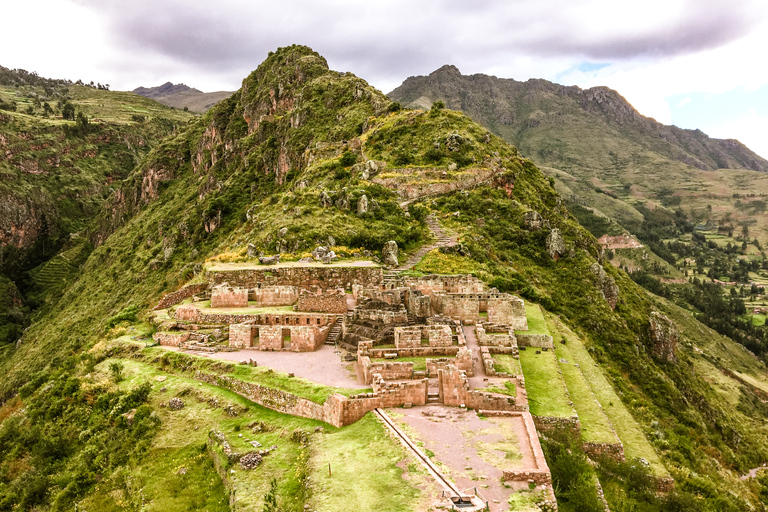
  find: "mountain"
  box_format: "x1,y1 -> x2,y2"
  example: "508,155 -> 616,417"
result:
0,47 -> 767,511
132,82 -> 233,112
389,66 -> 768,244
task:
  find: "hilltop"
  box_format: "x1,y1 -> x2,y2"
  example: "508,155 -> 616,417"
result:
133,82 -> 233,112
0,46 -> 767,511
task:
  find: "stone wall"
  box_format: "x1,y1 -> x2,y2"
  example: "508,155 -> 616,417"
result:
154,282 -> 209,310
394,326 -> 421,348
402,274 -> 486,295
439,366 -> 520,411
251,285 -> 298,306
175,305 -> 201,322
517,334 -> 554,348
455,346 -> 473,376
175,310 -> 336,327
153,332 -> 190,347
427,324 -> 453,347
435,294 -> 480,324
487,296 -> 527,330
208,266 -> 383,291
499,412 -> 552,487
257,325 -> 284,350
355,308 -> 408,324
296,289 -> 347,314
476,325 -> 518,350
360,358 -> 414,384
582,441 -> 625,462
211,285 -> 249,308
371,374 -> 428,406
406,291 -> 431,318
247,325 -> 328,352
229,324 -> 254,349
532,415 -> 582,438
367,346 -> 460,358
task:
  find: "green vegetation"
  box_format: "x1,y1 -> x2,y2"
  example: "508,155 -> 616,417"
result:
491,354 -> 522,375
518,349 -> 575,418
485,380 -> 516,397
308,414 -> 425,512
517,302 -> 549,335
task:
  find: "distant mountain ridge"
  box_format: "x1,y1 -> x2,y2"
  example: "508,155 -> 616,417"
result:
389,65 -> 768,174
132,82 -> 232,112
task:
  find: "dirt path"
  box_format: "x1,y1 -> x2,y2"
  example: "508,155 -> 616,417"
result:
389,406 -> 541,512
463,325 -> 487,384
397,215 -> 457,270
741,465 -> 768,480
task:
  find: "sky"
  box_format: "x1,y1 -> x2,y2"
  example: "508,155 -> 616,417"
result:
2,0 -> 767,158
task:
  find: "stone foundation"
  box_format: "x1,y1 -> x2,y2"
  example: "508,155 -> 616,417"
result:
153,332 -> 191,347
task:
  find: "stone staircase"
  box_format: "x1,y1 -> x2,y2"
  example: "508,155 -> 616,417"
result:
396,215 -> 457,271
426,391 -> 441,404
325,316 -> 343,346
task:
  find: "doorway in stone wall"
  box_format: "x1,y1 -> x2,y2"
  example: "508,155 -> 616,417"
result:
282,328 -> 291,350
252,327 -> 260,348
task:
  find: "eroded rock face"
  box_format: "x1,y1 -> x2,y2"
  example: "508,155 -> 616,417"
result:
590,263 -> 619,309
382,240 -> 399,267
546,228 -> 566,260
649,312 -> 678,363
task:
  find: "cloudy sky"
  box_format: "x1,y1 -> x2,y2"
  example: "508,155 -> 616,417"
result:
2,0 -> 767,158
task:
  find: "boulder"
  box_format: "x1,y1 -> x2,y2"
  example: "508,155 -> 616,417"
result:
328,235 -> 336,247
259,255 -> 280,265
649,312 -> 678,363
357,194 -> 369,215
322,250 -> 338,264
312,246 -> 329,260
247,243 -> 258,258
168,398 -> 184,410
382,241 -> 399,267
361,160 -> 380,180
589,263 -> 619,309
335,188 -> 349,209
319,190 -> 333,208
524,210 -> 545,231
278,227 -> 288,238
545,228 -> 566,260
446,132 -> 464,151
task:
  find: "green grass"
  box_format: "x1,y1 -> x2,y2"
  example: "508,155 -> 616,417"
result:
308,414 -> 426,512
492,354 -> 522,375
546,317 -> 619,444
747,314 -> 766,327
519,349 -> 576,418
485,380 -> 517,397
516,303 -> 550,335
545,316 -> 669,477
142,346 -> 370,403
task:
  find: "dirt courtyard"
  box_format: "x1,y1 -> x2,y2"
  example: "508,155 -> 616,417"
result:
184,345 -> 364,389
387,405 -> 544,512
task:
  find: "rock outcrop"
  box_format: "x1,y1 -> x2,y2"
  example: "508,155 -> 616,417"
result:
545,228 -> 566,260
649,312 -> 678,363
590,263 -> 619,310
382,241 -> 399,267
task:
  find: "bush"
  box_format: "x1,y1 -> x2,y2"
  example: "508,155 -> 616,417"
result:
339,151 -> 357,167
106,304 -> 140,330
109,361 -> 124,383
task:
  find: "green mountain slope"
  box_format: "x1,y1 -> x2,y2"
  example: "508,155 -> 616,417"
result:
0,47 -> 767,511
388,66 -> 768,247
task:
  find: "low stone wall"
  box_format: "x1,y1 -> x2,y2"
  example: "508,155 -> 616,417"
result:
367,346 -> 460,358
455,346 -> 473,376
154,282 -> 209,310
439,366 -> 521,411
476,325 -> 518,350
296,290 -> 347,314
360,358 -> 414,384
498,412 -> 553,487
371,374 -> 428,406
655,476 -> 675,493
394,326 -> 421,348
211,286 -> 249,308
481,347 -> 496,376
532,415 -> 582,438
207,266 -> 383,291
356,308 -> 409,324
177,311 -> 336,327
583,441 -> 625,462
153,332 -> 190,347
517,334 -> 554,349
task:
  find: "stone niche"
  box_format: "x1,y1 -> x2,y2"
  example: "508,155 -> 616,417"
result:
211,284 -> 249,308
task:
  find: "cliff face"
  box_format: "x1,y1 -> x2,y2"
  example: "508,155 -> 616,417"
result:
389,66 -> 768,174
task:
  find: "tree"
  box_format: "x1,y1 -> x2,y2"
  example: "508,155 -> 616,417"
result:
61,102 -> 75,120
